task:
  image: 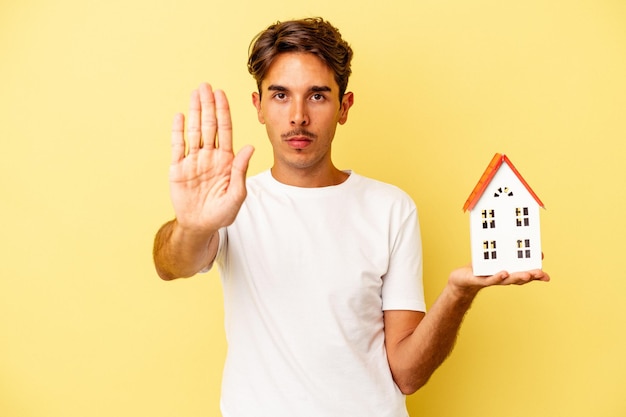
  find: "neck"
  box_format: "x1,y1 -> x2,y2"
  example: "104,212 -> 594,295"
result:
270,165 -> 349,188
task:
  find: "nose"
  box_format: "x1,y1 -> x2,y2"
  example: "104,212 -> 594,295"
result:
290,100 -> 309,126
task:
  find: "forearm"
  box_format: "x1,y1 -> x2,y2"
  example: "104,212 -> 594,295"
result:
389,284 -> 478,394
153,219 -> 218,280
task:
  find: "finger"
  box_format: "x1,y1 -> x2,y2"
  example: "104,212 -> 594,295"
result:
229,145 -> 255,196
171,113 -> 186,164
529,269 -> 550,282
481,270 -> 509,286
214,89 -> 233,152
232,145 -> 255,173
187,89 -> 202,153
538,271 -> 550,281
505,269 -> 550,285
504,272 -> 534,285
199,83 -> 217,150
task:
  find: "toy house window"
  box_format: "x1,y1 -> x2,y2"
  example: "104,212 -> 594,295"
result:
494,187 -> 513,198
481,209 -> 496,229
515,207 -> 530,227
517,239 -> 531,258
483,240 -> 497,260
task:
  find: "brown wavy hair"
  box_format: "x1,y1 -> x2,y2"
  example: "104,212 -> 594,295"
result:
247,17 -> 353,101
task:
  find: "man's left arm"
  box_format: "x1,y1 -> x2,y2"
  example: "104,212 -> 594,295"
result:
384,266 -> 550,395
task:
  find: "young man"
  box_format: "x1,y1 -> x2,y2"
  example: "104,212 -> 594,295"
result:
153,18 -> 549,417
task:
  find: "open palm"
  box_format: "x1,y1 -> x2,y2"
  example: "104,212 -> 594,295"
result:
169,83 -> 254,235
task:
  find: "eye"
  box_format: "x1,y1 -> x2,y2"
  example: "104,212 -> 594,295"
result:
274,92 -> 287,100
311,93 -> 325,101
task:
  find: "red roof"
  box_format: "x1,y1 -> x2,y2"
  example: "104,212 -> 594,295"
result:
463,153 -> 545,212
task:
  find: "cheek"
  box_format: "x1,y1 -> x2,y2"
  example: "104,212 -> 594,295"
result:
263,119 -> 283,142
262,114 -> 281,134
260,105 -> 285,126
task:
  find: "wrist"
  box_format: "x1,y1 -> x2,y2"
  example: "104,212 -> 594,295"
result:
444,280 -> 479,306
173,218 -> 218,241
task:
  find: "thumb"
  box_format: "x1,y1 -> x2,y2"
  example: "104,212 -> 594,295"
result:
230,145 -> 255,193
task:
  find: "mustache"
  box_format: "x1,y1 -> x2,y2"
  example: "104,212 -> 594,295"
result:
281,129 -> 317,140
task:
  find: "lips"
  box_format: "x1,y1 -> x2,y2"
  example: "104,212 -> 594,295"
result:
287,137 -> 313,149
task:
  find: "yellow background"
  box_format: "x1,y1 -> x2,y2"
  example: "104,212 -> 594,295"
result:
2,0 -> 625,416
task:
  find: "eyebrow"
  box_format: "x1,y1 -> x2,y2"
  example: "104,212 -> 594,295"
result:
266,84 -> 332,93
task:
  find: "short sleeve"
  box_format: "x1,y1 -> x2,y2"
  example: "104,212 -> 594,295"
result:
381,206 -> 426,312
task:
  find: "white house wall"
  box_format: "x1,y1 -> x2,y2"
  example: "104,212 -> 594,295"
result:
469,163 -> 542,276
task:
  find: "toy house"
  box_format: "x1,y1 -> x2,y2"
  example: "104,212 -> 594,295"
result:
463,153 -> 545,276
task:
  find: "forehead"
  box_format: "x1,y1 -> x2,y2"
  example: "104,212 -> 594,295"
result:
261,52 -> 338,92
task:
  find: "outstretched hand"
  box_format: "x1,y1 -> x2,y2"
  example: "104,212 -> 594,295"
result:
448,264 -> 550,299
169,83 -> 254,235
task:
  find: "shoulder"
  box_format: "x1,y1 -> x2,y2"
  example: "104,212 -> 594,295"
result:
349,173 -> 416,209
245,170 -> 271,187
244,170 -> 275,195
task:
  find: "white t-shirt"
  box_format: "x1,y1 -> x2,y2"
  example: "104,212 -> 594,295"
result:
214,170 -> 425,417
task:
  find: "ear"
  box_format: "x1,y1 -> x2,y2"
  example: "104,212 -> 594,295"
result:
338,92 -> 354,125
252,92 -> 265,124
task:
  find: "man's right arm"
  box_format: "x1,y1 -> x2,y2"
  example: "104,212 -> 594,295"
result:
153,220 -> 219,280
153,83 -> 254,281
